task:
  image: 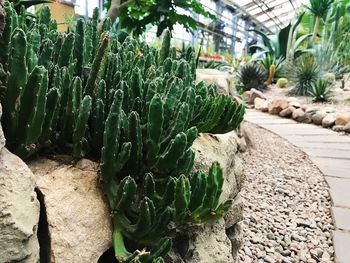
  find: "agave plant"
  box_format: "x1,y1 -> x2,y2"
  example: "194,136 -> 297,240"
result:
289,54 -> 320,96
237,62 -> 266,91
260,54 -> 284,81
309,79 -> 332,101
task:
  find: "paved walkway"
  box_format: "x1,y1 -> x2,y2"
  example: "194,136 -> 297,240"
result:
245,109 -> 350,263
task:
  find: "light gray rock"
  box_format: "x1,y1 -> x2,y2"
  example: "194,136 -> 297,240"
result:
280,106 -> 296,118
196,69 -> 232,96
180,131 -> 244,261
312,111 -> 327,125
183,220 -> 235,263
0,104 -> 5,150
0,148 -> 40,263
322,114 -> 336,128
292,108 -> 306,122
255,98 -> 270,112
193,132 -> 242,200
28,158 -> 112,263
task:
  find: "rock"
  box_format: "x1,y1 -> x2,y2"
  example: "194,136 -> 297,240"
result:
183,220 -> 234,263
255,98 -> 270,112
248,88 -> 266,105
280,106 -> 296,118
312,111 -> 327,125
305,106 -> 320,115
322,114 -> 336,128
193,132 -> 242,201
190,131 -> 243,260
289,101 -> 301,109
0,103 -> 5,150
196,69 -> 232,96
0,0 -> 6,37
335,113 -> 350,126
28,158 -> 113,263
292,108 -> 306,122
323,107 -> 335,113
333,125 -> 345,132
344,122 -> 350,133
0,148 -> 40,262
268,99 -> 289,115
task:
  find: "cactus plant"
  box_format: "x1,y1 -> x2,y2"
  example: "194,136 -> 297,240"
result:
0,3 -> 245,262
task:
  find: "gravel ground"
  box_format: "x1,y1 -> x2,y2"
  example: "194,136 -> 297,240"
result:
238,122 -> 334,263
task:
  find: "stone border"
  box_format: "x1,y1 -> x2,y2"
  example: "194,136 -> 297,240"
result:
253,97 -> 350,134
245,109 -> 350,263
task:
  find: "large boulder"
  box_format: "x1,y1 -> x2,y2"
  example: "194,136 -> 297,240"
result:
0,148 -> 40,262
28,158 -> 112,263
168,131 -> 244,263
196,69 -> 232,96
0,0 -> 5,37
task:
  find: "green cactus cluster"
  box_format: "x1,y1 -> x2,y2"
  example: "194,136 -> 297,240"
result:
0,3 -> 245,262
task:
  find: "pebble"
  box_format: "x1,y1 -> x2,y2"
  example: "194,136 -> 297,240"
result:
239,123 -> 335,262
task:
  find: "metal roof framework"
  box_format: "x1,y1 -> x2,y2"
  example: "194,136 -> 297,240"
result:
231,0 -> 308,31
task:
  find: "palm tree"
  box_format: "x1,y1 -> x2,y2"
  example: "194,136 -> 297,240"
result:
307,0 -> 334,42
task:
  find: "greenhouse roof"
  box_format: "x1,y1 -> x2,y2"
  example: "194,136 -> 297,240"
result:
229,0 -> 309,31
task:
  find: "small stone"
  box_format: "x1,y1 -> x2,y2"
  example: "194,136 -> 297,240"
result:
292,108 -> 306,122
335,113 -> 350,126
332,125 -> 345,132
344,122 -> 350,133
255,98 -> 270,112
280,106 -> 296,118
268,99 -> 289,115
264,255 -> 276,263
249,88 -> 267,105
312,111 -> 327,125
322,114 -> 336,128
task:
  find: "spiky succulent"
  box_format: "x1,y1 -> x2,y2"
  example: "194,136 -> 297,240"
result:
0,3 -> 245,262
237,62 -> 267,91
289,54 -> 320,96
309,79 -> 332,102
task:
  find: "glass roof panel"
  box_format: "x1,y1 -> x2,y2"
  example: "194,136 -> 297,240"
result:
228,0 -> 309,31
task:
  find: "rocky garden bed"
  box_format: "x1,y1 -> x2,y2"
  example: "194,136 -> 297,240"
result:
244,87 -> 350,134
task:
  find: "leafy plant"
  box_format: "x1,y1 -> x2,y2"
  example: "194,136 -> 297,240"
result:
9,0 -> 53,11
259,54 -> 284,80
237,62 -> 266,91
0,3 -> 245,262
309,79 -> 332,101
104,0 -> 216,36
306,0 -> 334,42
288,54 -> 320,96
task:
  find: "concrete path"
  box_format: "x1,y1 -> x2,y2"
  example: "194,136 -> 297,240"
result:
245,109 -> 350,263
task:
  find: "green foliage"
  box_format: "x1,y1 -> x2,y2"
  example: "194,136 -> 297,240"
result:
106,0 -> 216,36
8,0 -> 53,12
288,54 -> 320,96
307,0 -> 334,17
309,79 -> 332,101
259,54 -> 284,80
0,4 -> 245,262
237,62 -> 266,91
